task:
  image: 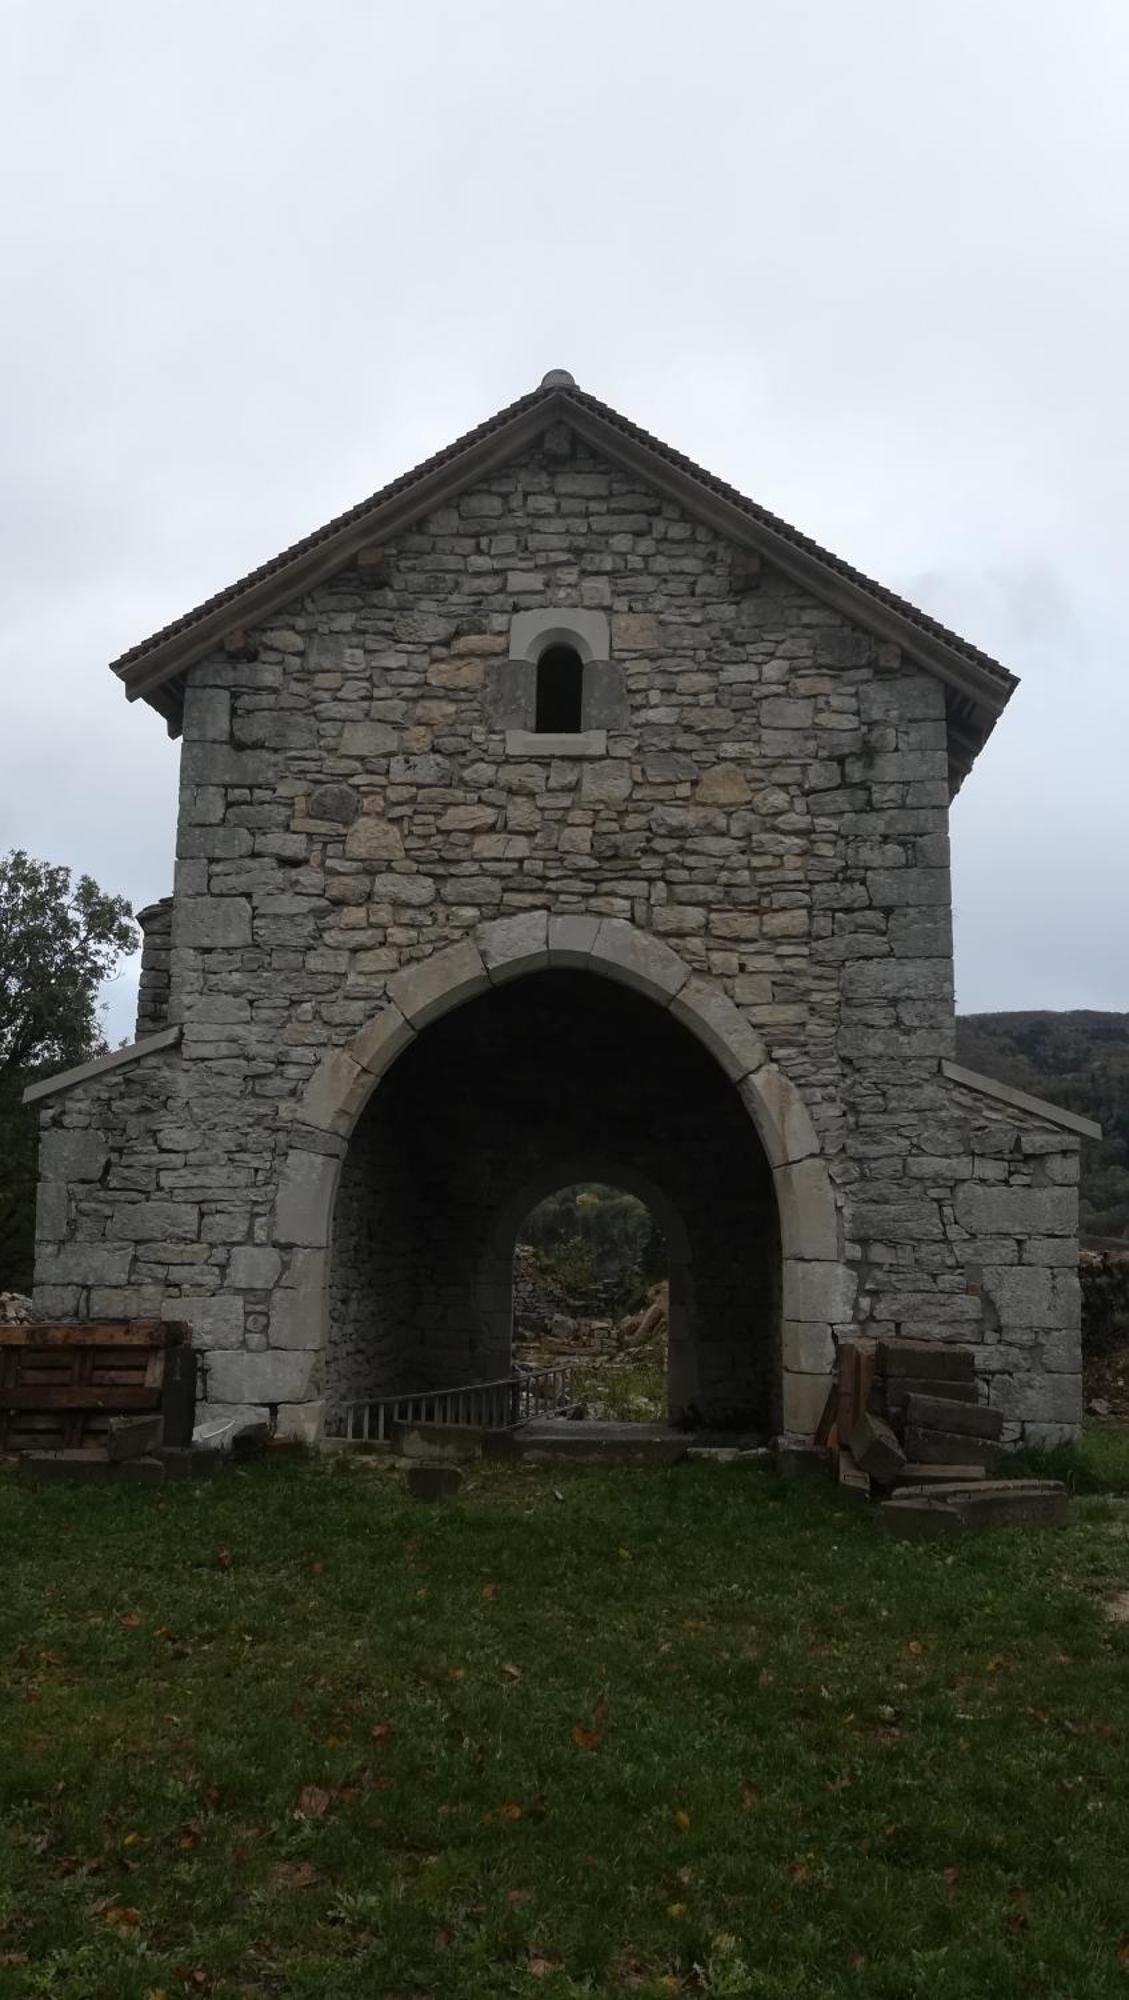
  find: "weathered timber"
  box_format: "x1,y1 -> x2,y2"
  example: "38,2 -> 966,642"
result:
0,1320 -> 189,1347
108,1414 -> 165,1462
875,1375 -> 979,1417
902,1427 -> 1001,1471
904,1393 -> 1003,1441
895,1461 -> 987,1485
876,1340 -> 976,1382
849,1410 -> 906,1483
1,1385 -> 161,1411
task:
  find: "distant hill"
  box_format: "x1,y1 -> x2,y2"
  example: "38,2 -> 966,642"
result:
955,1012 -> 1129,1240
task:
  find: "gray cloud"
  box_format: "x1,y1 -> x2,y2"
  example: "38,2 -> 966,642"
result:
2,0 -> 1126,1040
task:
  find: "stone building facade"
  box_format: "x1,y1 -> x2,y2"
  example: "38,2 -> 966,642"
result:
25,373 -> 1097,1444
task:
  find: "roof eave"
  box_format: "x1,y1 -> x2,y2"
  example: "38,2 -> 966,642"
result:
115,392 -> 570,715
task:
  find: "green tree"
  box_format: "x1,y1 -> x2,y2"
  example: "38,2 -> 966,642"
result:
0,851 -> 137,1291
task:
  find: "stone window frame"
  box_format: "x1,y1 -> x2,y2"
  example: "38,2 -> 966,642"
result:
490,608 -> 627,757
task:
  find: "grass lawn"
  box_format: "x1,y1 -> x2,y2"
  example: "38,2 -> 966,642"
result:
2,1446 -> 1129,1998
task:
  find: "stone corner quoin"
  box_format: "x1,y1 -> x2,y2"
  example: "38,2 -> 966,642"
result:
29,423 -> 1081,1448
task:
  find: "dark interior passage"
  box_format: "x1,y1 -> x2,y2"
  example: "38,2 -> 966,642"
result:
327,971 -> 779,1431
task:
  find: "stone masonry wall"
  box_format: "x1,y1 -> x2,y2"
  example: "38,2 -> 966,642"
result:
30,430 -> 1081,1442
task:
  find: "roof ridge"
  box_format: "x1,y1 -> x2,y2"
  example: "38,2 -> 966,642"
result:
109,374 -> 1015,704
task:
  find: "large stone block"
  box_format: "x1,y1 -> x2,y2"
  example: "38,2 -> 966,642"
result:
982,1265 -> 1071,1329
36,1243 -> 133,1286
205,1349 -> 319,1406
954,1184 -> 1075,1238
670,978 -> 766,1082
739,1066 -> 819,1166
174,1294 -> 245,1347
39,1129 -> 108,1184
773,1159 -> 839,1261
270,1251 -> 329,1349
988,1370 -> 1082,1427
783,1321 -> 835,1373
547,914 -> 602,967
592,920 -> 690,1002
114,1201 -> 199,1242
479,912 -> 550,984
387,939 -> 489,1027
227,1246 -> 283,1290
782,1369 -> 833,1437
174,897 -> 252,949
350,1003 -> 416,1081
275,1150 -> 341,1248
782,1260 -> 856,1324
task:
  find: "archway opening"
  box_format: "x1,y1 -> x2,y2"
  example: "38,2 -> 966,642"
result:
513,1182 -> 669,1422
325,970 -> 780,1436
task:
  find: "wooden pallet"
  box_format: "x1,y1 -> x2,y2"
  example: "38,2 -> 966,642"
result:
0,1320 -> 195,1455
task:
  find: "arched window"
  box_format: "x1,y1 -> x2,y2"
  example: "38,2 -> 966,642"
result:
535,644 -> 584,733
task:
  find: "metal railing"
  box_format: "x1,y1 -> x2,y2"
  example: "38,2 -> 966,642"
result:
338,1364 -> 577,1443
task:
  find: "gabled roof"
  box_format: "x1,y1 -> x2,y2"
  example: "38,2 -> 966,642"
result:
111,371 -> 1017,783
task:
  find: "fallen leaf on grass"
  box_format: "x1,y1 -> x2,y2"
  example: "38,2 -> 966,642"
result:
673,1810 -> 690,1833
177,1824 -> 200,1852
120,1613 -> 142,1629
447,1667 -> 465,1682
570,1726 -> 603,1750
739,1779 -> 760,1809
103,1904 -> 140,1931
1118,1937 -> 1129,1966
486,1802 -> 523,1824
483,1582 -> 501,1599
215,1548 -> 232,1569
501,1663 -> 522,1682
507,1888 -> 532,1907
272,1860 -> 317,1889
0,1955 -> 29,1968
370,1722 -> 392,1743
296,1785 -> 334,1819
527,1956 -> 561,1977
943,1867 -> 960,1901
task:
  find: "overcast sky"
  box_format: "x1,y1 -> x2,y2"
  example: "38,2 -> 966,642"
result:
2,0 -> 1126,1045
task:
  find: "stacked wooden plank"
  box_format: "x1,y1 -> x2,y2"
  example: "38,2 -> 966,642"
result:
822,1337 -> 1066,1533
0,1319 -> 200,1484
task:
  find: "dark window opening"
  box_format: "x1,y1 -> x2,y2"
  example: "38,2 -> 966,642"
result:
535,645 -> 584,733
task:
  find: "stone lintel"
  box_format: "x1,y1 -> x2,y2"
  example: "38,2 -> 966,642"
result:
23,1025 -> 182,1106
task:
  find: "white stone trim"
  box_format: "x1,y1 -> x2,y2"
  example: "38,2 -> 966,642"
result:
941,1059 -> 1101,1140
23,1025 -> 182,1106
509,607 -> 610,664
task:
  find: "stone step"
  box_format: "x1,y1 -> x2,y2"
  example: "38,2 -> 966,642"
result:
879,1478 -> 1068,1538
513,1420 -> 688,1466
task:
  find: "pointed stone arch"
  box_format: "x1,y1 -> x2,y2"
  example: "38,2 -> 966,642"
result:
274,916 -> 851,1438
